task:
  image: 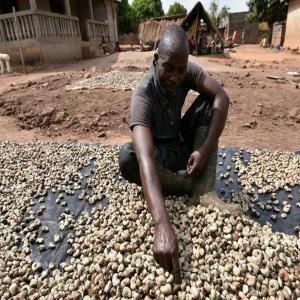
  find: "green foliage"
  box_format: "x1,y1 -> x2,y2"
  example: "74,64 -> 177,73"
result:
209,0 -> 230,27
167,2 -> 187,16
246,0 -> 288,25
132,0 -> 164,20
209,0 -> 218,25
117,0 -> 138,34
218,5 -> 230,24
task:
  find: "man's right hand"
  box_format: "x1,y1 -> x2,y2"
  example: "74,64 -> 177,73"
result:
132,126 -> 182,283
153,222 -> 182,283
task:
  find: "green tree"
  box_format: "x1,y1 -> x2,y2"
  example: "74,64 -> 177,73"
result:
218,5 -> 230,25
246,0 -> 288,26
209,0 -> 219,26
209,0 -> 230,27
167,2 -> 187,16
117,0 -> 137,34
132,0 -> 164,20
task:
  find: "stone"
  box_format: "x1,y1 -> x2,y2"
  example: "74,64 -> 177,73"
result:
289,107 -> 300,122
268,279 -> 279,296
279,269 -> 289,282
160,284 -> 172,295
190,286 -> 200,299
9,282 -> 18,296
53,111 -> 67,124
41,107 -> 54,117
122,286 -> 132,298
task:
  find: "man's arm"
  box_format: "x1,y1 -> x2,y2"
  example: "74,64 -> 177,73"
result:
187,72 -> 229,176
132,125 -> 181,282
132,125 -> 166,224
198,72 -> 229,153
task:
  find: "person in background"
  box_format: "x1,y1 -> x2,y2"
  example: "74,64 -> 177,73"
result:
199,30 -> 208,55
207,34 -> 215,55
214,33 -> 221,54
228,30 -> 237,48
114,41 -> 121,53
101,36 -> 107,54
224,27 -> 228,40
188,35 -> 196,54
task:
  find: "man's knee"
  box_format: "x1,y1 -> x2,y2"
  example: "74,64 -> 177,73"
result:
118,143 -> 140,183
119,143 -> 135,176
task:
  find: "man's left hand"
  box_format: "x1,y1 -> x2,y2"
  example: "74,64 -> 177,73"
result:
186,148 -> 209,176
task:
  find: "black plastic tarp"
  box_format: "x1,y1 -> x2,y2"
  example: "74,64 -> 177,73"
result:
23,147 -> 299,268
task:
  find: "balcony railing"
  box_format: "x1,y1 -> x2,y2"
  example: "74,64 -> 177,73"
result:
0,10 -> 80,42
86,19 -> 109,41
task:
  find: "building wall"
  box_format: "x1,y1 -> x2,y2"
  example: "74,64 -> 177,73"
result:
229,12 -> 261,44
105,0 -> 117,43
36,0 -> 51,11
93,0 -> 107,21
0,37 -> 82,64
285,0 -> 300,49
69,0 -> 117,43
70,0 -> 91,40
139,17 -> 183,47
119,33 -> 139,45
69,0 -> 77,16
186,18 -> 197,40
17,0 -> 30,10
112,0 -> 118,42
0,0 -> 118,63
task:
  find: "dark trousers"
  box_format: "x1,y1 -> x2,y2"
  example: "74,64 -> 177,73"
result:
119,95 -> 212,185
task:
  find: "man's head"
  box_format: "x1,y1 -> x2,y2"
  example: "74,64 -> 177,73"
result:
154,25 -> 189,96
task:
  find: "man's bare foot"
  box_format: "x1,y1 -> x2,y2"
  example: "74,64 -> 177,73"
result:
192,191 -> 242,215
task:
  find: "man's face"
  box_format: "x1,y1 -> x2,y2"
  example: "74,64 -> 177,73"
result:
155,52 -> 188,96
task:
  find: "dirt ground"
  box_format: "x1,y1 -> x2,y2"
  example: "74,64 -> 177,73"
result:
0,45 -> 299,152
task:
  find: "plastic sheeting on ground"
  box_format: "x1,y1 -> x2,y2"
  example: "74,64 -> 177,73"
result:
25,147 -> 299,268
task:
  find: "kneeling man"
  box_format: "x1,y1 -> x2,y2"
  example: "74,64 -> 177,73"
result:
119,25 -> 241,281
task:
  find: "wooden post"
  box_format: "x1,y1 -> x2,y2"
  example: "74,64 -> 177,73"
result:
0,60 -> 4,73
195,7 -> 199,55
31,13 -> 43,64
5,59 -> 11,73
64,0 -> 71,16
0,21 -> 5,42
109,0 -> 118,43
139,22 -> 144,49
5,20 -> 12,41
86,20 -> 91,40
89,0 -> 94,20
154,20 -> 162,50
13,7 -> 27,73
29,0 -> 37,10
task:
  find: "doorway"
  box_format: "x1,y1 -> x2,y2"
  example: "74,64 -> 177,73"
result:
70,0 -> 91,40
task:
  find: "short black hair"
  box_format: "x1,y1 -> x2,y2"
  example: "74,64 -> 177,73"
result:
157,25 -> 189,58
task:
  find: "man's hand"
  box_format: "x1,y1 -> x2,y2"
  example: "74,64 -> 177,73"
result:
132,126 -> 181,281
153,222 -> 182,283
187,147 -> 209,176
